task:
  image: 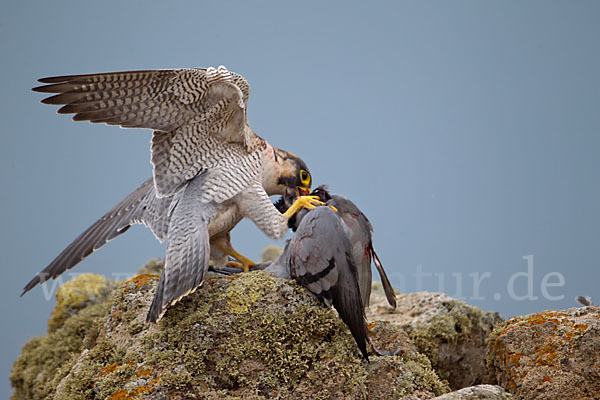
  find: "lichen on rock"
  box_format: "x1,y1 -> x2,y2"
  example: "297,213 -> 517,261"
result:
12,262 -> 450,399
367,290 -> 503,390
487,307 -> 600,399
49,273 -> 118,332
11,274 -> 115,400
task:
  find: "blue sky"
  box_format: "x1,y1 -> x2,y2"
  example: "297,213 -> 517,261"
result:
1,1 -> 599,397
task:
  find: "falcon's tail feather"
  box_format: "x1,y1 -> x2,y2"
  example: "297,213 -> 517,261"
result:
146,176 -> 216,323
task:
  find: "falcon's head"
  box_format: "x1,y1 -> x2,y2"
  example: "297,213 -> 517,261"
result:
264,147 -> 312,196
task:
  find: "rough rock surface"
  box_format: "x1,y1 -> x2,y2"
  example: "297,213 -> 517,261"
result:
367,287 -> 503,390
431,384 -> 512,399
11,261 -> 450,400
487,307 -> 600,400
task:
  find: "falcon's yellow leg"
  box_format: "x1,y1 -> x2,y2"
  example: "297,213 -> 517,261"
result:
216,242 -> 256,273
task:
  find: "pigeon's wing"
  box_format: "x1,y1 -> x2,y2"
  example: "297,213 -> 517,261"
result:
22,178 -> 173,296
328,195 -> 373,307
329,194 -> 396,308
288,207 -> 368,360
146,173 -> 217,323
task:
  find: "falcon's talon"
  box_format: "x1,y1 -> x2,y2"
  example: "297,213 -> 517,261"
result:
226,261 -> 243,269
282,195 -> 324,219
329,205 -> 338,213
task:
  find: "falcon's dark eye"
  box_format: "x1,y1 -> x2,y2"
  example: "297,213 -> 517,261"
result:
299,170 -> 310,187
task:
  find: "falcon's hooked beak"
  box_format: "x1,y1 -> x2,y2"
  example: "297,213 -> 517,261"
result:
297,186 -> 311,196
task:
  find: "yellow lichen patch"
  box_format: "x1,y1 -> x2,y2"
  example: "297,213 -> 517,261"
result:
124,274 -> 160,292
225,270 -> 275,314
49,273 -> 112,332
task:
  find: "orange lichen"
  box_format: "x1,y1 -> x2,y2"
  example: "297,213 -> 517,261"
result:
99,363 -> 120,377
107,389 -> 128,400
125,275 -> 160,291
534,343 -> 557,366
542,375 -> 553,383
136,367 -> 153,379
492,310 -> 594,392
107,378 -> 160,400
206,276 -> 236,286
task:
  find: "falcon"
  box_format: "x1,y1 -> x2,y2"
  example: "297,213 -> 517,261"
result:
23,66 -> 320,323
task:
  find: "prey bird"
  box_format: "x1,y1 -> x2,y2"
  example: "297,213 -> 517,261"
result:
260,186 -> 397,359
23,66 -> 321,322
276,185 -> 396,309
265,205 -> 370,360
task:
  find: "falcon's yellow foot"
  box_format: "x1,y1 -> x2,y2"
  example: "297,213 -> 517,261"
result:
282,196 -> 325,219
216,243 -> 256,273
226,261 -> 243,269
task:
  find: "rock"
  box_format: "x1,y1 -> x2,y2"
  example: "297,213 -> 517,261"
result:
12,264 -> 450,399
134,258 -> 164,276
48,273 -> 118,332
366,353 -> 449,400
10,276 -> 114,400
259,245 -> 284,263
431,384 -> 512,399
487,307 -> 600,400
368,289 -> 503,390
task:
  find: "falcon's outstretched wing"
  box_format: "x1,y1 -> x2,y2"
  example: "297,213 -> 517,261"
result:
33,67 -> 250,135
285,207 -> 368,360
21,178 -> 173,296
33,66 -> 258,197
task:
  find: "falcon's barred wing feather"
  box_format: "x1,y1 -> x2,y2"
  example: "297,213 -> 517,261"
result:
147,173 -> 216,323
34,67 -> 257,198
21,178 -> 173,296
33,67 -> 249,135
286,207 -> 368,360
